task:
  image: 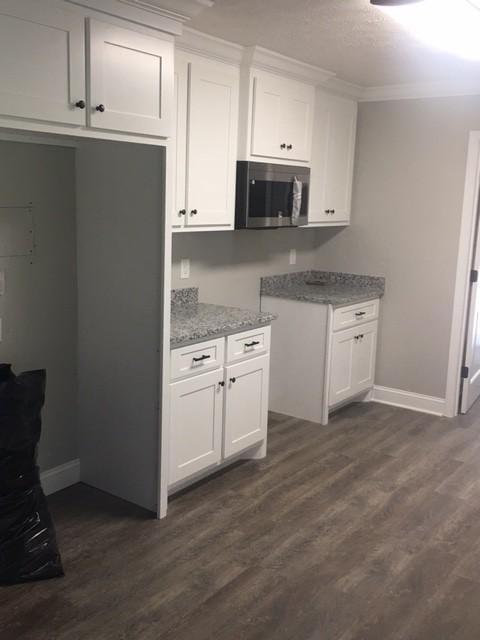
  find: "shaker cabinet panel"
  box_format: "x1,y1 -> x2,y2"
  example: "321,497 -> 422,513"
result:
308,93 -> 357,225
186,59 -> 239,228
169,369 -> 224,484
88,19 -> 174,137
174,53 -> 239,230
250,73 -> 314,163
352,322 -> 377,395
0,1 -> 85,126
224,354 -> 269,458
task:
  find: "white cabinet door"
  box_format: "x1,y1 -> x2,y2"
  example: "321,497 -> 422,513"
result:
329,321 -> 377,407
250,73 -> 314,162
329,328 -> 356,407
352,321 -> 377,396
0,1 -> 85,126
185,57 -> 239,228
88,19 -> 173,137
250,74 -> 284,159
309,93 -> 357,225
224,354 -> 269,458
169,369 -> 224,484
173,56 -> 188,228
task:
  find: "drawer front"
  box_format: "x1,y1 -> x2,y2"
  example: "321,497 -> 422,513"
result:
171,338 -> 224,381
333,299 -> 379,332
226,326 -> 271,364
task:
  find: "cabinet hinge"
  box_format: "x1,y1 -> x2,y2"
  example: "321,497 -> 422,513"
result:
471,269 -> 479,283
462,366 -> 469,379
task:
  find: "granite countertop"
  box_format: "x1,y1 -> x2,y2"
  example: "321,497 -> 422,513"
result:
261,271 -> 385,307
171,287 -> 276,349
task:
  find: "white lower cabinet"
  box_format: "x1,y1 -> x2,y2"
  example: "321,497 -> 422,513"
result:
169,369 -> 223,485
224,354 -> 269,458
329,322 -> 377,407
169,326 -> 271,488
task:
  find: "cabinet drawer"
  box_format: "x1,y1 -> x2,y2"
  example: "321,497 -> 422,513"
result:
226,326 -> 271,364
332,299 -> 379,332
171,338 -> 224,381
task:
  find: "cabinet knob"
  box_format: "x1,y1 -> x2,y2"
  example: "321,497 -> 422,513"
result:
96,104 -> 106,113
280,143 -> 286,149
331,209 -> 335,214
218,381 -> 225,387
229,377 -> 236,384
190,209 -> 198,216
179,209 -> 186,216
287,144 -> 293,150
75,100 -> 86,109
324,209 -> 332,214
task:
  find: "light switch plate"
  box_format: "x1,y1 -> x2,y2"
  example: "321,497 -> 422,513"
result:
180,258 -> 190,280
289,249 -> 297,265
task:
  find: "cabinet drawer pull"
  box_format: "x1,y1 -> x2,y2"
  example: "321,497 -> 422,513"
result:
229,377 -> 236,384
354,334 -> 364,341
355,312 -> 366,317
287,144 -> 293,150
280,143 -> 286,149
245,340 -> 260,348
192,354 -> 211,362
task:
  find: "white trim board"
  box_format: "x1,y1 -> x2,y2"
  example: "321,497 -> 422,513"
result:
40,459 -> 81,496
370,386 -> 446,416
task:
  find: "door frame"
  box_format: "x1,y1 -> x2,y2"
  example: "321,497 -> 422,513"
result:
445,131 -> 480,417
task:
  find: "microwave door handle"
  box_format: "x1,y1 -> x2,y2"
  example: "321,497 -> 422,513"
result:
291,176 -> 302,223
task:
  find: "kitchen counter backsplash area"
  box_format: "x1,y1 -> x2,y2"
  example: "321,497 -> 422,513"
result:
260,271 -> 386,307
171,286 -> 199,306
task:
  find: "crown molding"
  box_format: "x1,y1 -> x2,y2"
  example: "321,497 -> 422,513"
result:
176,27 -> 243,65
360,78 -> 480,102
65,0 -> 214,34
321,76 -> 363,100
242,45 -> 336,86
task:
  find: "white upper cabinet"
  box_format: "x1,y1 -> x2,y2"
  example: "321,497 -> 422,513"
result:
308,92 -> 357,226
250,72 -> 314,163
88,19 -> 173,137
0,1 -> 85,126
174,52 -> 239,231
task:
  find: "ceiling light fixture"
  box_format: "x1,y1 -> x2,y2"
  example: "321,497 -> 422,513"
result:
372,0 -> 480,60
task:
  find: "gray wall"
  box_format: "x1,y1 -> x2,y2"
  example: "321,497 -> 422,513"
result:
314,96 -> 480,399
172,229 -> 319,309
0,141 -> 77,470
76,139 -> 164,511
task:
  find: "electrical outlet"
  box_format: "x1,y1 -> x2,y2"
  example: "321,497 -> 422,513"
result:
180,258 -> 190,280
289,248 -> 297,266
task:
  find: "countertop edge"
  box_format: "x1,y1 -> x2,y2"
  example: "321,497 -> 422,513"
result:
170,318 -> 275,350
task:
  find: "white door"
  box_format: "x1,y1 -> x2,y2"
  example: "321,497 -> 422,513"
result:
309,93 -> 357,224
224,354 -> 269,458
329,329 -> 356,406
250,74 -> 284,160
250,73 -> 314,162
280,90 -> 314,163
173,55 -> 188,228
461,219 -> 480,412
185,57 -> 239,228
169,369 -> 224,484
352,322 -> 377,395
88,19 -> 174,137
0,1 -> 85,126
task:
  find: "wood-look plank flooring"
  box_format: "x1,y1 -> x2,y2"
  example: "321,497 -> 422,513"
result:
4,401 -> 480,639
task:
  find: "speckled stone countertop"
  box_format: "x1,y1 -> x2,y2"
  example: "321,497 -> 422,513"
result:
171,287 -> 276,349
261,271 -> 385,307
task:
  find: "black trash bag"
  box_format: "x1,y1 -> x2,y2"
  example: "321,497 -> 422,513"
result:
0,364 -> 64,584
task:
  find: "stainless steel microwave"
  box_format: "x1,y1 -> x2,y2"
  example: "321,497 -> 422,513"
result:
235,161 -> 310,229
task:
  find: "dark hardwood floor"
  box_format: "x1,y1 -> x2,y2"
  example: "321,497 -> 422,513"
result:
4,400 -> 480,639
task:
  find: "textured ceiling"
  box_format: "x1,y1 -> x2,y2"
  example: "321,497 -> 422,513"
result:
185,0 -> 480,88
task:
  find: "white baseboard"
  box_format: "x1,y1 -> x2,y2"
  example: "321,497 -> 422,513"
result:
370,385 -> 446,416
40,459 -> 81,496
